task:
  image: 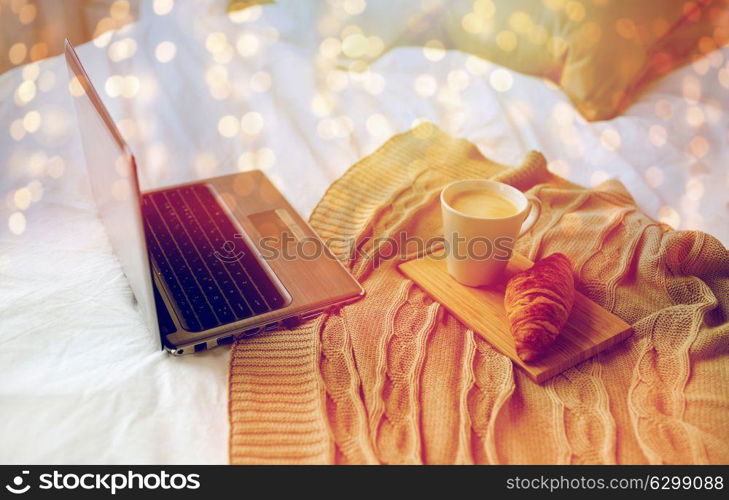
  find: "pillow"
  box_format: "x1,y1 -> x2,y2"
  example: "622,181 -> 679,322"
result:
329,0 -> 729,120
448,0 -> 729,120
228,0 -> 273,13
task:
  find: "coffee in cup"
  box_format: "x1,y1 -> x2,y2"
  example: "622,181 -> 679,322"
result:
448,189 -> 520,219
440,179 -> 541,287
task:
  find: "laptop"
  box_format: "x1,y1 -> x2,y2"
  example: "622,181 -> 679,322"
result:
64,40 -> 364,355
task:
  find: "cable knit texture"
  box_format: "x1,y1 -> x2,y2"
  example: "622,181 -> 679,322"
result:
229,124 -> 729,464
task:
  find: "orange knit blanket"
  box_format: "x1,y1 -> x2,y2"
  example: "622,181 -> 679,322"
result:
229,124 -> 729,464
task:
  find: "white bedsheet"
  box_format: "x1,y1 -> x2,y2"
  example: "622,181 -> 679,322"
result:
1,1 -> 727,464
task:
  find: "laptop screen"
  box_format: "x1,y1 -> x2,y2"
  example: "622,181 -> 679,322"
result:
64,40 -> 160,341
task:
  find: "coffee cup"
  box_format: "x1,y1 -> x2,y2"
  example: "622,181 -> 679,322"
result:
440,179 -> 541,287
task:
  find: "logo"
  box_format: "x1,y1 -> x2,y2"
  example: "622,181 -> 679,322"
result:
6,471 -> 30,494
213,239 -> 245,263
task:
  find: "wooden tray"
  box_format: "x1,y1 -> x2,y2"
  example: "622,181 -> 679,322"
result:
398,252 -> 632,383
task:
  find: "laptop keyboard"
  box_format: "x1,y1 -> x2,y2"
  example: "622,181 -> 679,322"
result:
141,184 -> 286,332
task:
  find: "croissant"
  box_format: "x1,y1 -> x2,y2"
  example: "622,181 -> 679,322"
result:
504,253 -> 575,362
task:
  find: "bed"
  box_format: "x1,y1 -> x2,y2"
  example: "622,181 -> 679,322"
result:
0,0 -> 727,463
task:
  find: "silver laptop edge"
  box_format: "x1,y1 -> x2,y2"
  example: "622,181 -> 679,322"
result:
65,39 -> 161,341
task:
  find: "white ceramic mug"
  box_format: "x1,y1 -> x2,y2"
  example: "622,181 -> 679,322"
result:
440,179 -> 541,287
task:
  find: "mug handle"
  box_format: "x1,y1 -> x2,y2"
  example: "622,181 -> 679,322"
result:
518,196 -> 541,237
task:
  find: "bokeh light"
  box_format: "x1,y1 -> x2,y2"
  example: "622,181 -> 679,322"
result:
38,70 -> 56,92
22,63 -> 39,81
250,71 -> 272,92
68,76 -> 85,97
462,13 -> 485,34
18,3 -> 37,24
509,11 -> 532,33
117,118 -> 138,142
685,106 -> 705,127
343,0 -> 367,16
46,156 -> 65,179
685,177 -> 704,201
8,212 -> 26,235
153,0 -> 174,16
194,152 -> 217,177
9,43 -> 27,65
236,34 -> 259,57
648,125 -> 667,147
644,166 -> 664,188
600,128 -> 621,151
16,80 -> 36,104
326,71 -> 348,92
110,0 -> 130,21
414,74 -> 437,96
155,41 -> 177,63
547,159 -> 570,177
655,99 -> 673,120
447,70 -> 469,92
317,116 -> 354,140
341,33 -> 368,58
496,30 -> 517,52
320,38 -> 341,58
366,113 -> 393,138
658,205 -> 681,228
362,72 -> 385,94
29,42 -> 48,62
690,135 -> 709,158
489,68 -> 513,92
105,75 -> 139,98
590,170 -> 610,187
310,94 -> 333,117
94,31 -> 114,48
14,188 -> 31,210
682,75 -> 702,103
240,112 -> 264,135
423,40 -> 445,62
22,110 -> 41,133
9,120 -> 25,141
108,38 -> 137,62
238,148 -> 276,171
564,1 -> 586,22
218,115 -> 240,138
465,55 -> 491,75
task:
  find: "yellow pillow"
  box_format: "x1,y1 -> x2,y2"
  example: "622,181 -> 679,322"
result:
330,0 -> 728,120
228,0 -> 273,12
441,0 -> 729,120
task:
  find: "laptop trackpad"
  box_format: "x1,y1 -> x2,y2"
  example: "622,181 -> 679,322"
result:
249,208 -> 306,255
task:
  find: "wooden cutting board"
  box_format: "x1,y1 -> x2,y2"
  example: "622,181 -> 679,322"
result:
398,251 -> 632,383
